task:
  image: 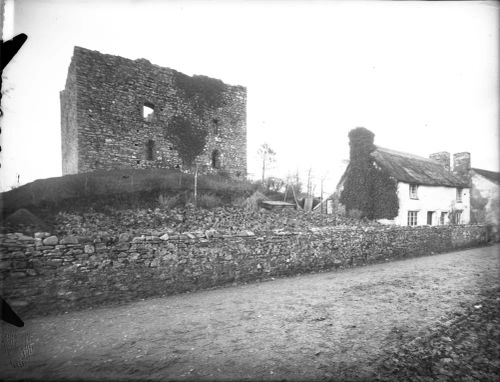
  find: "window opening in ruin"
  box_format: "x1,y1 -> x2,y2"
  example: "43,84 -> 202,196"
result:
143,103 -> 154,122
212,118 -> 219,135
211,150 -> 221,169
146,139 -> 155,161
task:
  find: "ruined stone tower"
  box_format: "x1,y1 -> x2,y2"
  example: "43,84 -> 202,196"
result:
60,46 -> 247,177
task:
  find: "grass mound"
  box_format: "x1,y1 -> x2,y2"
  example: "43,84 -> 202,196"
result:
0,168 -> 255,218
2,208 -> 50,234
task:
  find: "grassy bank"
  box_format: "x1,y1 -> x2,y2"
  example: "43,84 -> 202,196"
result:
0,168 -> 256,217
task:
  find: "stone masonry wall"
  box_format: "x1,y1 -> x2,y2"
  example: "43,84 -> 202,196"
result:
60,46 -> 247,177
60,56 -> 79,174
0,224 -> 489,319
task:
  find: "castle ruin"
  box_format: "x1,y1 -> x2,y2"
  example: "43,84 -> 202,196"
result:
60,46 -> 247,177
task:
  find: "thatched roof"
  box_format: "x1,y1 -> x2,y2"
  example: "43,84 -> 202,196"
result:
371,147 -> 469,187
471,168 -> 500,184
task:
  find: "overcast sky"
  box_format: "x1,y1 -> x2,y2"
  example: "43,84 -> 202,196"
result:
1,0 -> 498,194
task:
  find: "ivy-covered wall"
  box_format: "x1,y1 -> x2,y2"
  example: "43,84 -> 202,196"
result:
340,128 -> 399,219
61,47 -> 247,177
471,172 -> 499,225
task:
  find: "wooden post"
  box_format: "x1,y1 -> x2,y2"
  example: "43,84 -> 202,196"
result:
261,153 -> 266,184
304,196 -> 313,212
291,184 -> 301,210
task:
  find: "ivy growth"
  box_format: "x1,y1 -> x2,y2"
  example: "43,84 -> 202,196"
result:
470,188 -> 488,223
164,116 -> 208,168
369,165 -> 399,219
340,128 -> 375,216
340,127 -> 399,220
173,72 -> 226,112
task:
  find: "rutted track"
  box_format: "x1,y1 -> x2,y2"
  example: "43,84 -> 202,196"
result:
1,244 -> 498,381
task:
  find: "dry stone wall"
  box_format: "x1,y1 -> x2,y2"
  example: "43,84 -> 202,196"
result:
0,224 -> 490,319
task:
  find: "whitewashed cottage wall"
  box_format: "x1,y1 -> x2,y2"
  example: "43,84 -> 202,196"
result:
380,182 -> 470,226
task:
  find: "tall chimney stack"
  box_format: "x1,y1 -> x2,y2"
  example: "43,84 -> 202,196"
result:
429,152 -> 450,171
453,152 -> 471,178
348,127 -> 375,161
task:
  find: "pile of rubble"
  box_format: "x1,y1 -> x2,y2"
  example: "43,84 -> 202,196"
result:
52,205 -> 377,238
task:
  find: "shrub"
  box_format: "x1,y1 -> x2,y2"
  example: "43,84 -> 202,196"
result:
196,194 -> 223,209
347,208 -> 363,219
243,191 -> 268,211
158,194 -> 181,209
231,196 -> 247,208
336,203 -> 346,216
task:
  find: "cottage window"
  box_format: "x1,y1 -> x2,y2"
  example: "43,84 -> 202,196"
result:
407,211 -> 418,226
456,188 -> 463,203
409,184 -> 418,199
143,103 -> 154,122
455,210 -> 462,224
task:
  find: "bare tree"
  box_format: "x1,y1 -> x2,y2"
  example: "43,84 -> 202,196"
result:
265,177 -> 285,193
306,168 -> 314,197
257,143 -> 276,183
318,170 -> 329,214
282,170 -> 301,208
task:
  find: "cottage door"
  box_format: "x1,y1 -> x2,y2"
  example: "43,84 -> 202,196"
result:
427,211 -> 434,225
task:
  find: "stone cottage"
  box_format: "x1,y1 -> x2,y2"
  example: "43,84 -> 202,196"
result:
420,152 -> 499,226
60,46 -> 247,178
337,128 -> 471,226
469,168 -> 499,225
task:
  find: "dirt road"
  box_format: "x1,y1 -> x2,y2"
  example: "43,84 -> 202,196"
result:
1,244 -> 499,381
